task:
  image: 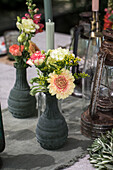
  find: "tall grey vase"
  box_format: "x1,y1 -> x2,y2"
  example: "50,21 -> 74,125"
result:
8,66 -> 37,118
36,93 -> 68,150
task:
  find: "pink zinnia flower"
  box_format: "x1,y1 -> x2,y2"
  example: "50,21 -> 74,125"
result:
26,51 -> 45,66
9,44 -> 24,56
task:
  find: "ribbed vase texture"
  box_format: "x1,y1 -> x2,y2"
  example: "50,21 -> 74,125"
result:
36,93 -> 68,150
8,67 -> 36,118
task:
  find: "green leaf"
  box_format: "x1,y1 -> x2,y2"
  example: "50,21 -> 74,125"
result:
98,160 -> 111,165
98,165 -> 106,170
90,159 -> 97,164
105,164 -> 113,170
103,155 -> 113,159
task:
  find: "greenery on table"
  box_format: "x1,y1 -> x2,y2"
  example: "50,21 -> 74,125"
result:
88,129 -> 113,170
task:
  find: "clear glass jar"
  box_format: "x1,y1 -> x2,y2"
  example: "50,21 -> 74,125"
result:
82,35 -> 102,109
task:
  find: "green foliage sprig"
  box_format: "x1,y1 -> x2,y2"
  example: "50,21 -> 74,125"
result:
88,129 -> 113,170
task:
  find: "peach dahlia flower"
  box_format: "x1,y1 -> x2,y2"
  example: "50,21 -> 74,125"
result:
47,68 -> 75,99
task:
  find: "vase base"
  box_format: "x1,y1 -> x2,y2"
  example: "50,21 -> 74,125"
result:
36,121 -> 68,150
10,109 -> 38,119
39,142 -> 66,150
36,136 -> 67,150
8,90 -> 37,119
81,108 -> 113,139
36,93 -> 68,150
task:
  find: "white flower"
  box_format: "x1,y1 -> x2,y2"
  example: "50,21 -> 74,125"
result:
47,47 -> 73,65
49,47 -> 71,60
16,19 -> 39,34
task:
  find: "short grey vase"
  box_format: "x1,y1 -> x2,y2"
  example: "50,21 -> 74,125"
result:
36,93 -> 68,150
8,66 -> 37,118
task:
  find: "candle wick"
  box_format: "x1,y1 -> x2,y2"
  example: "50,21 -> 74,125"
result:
48,19 -> 51,23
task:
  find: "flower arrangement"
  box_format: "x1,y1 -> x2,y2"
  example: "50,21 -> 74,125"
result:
9,0 -> 44,67
27,47 -> 88,100
103,0 -> 113,30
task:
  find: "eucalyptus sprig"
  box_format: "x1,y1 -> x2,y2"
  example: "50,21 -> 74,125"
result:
88,129 -> 113,170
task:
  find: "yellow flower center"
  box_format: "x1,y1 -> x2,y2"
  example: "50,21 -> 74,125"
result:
54,75 -> 68,90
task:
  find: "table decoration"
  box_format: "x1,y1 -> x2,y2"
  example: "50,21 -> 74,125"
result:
46,19 -> 54,51
27,47 -> 88,150
8,0 -> 44,118
92,0 -> 99,11
81,28 -> 113,139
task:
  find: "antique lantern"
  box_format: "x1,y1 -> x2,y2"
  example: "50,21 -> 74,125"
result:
81,28 -> 113,139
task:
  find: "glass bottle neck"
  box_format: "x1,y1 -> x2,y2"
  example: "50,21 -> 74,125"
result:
91,11 -> 100,36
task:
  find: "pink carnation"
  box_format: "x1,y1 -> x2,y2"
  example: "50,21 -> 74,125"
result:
9,44 -> 24,56
27,51 -> 45,66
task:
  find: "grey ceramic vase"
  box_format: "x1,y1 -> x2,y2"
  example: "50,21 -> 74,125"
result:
0,105 -> 5,152
36,93 -> 68,150
8,66 -> 37,118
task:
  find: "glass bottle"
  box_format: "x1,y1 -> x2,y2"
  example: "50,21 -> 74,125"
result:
71,25 -> 89,97
82,11 -> 103,108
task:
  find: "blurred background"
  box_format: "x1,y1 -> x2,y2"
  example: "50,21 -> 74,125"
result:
0,0 -> 107,35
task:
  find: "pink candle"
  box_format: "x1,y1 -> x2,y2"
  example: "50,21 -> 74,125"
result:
92,0 -> 99,11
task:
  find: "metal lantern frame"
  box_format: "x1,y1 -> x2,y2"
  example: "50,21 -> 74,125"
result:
81,29 -> 113,139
